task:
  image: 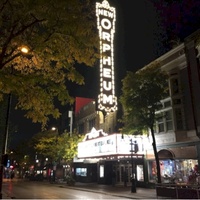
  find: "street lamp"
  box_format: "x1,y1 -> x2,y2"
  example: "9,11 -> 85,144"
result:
130,138 -> 137,193
0,92 -> 12,199
0,46 -> 29,199
51,126 -> 59,182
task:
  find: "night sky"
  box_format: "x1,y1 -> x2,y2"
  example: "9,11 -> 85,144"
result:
10,0 -> 200,147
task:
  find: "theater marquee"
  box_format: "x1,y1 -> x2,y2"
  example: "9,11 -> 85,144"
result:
96,0 -> 117,113
77,128 -> 146,159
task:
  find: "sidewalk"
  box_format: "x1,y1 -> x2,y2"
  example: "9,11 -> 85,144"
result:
59,182 -> 157,199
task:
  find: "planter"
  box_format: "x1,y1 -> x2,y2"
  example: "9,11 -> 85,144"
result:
156,183 -> 200,199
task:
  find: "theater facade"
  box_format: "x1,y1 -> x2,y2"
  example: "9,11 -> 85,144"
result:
72,126 -> 199,188
73,28 -> 200,187
73,127 -> 148,187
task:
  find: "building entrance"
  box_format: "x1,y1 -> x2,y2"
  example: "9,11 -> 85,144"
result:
116,163 -> 133,186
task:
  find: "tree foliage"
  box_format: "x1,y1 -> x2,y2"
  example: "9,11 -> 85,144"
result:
32,130 -> 83,164
120,61 -> 169,183
0,0 -> 99,128
120,62 -> 168,133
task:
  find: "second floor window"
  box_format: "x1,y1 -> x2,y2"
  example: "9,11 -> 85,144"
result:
89,118 -> 95,130
78,123 -> 84,134
157,115 -> 164,133
174,108 -> 184,130
155,109 -> 173,133
171,77 -> 179,95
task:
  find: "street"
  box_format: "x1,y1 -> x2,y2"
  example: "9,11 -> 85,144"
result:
2,179 -> 125,199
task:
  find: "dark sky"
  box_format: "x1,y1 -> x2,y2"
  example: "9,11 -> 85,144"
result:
74,0 -> 200,98
10,0 -> 200,147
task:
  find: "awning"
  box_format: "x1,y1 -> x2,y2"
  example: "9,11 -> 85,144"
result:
158,149 -> 175,160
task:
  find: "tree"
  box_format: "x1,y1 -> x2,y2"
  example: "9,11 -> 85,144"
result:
31,130 -> 83,183
32,130 -> 83,165
120,62 -> 169,183
61,133 -> 83,163
0,0 -> 99,128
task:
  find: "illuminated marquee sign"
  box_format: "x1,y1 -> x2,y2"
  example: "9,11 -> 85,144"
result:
78,131 -> 147,159
96,0 -> 117,113
83,127 -> 108,141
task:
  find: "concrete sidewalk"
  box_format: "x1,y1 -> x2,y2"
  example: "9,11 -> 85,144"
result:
60,182 -> 157,199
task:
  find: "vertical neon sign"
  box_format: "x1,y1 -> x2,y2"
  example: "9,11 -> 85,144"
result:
96,0 -> 117,114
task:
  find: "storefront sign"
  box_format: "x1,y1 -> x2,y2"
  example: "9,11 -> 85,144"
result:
78,134 -> 117,158
83,127 -> 108,141
78,132 -> 148,158
96,0 -> 117,113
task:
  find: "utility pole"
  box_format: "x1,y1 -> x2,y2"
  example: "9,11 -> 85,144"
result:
0,46 -> 29,199
68,111 -> 73,136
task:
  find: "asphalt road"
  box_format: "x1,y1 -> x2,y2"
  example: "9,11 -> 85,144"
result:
2,180 -> 125,199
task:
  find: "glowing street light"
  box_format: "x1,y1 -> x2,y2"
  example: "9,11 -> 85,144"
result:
51,127 -> 57,131
21,47 -> 29,54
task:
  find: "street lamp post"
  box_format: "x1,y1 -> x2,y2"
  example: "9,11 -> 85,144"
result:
51,127 -> 59,182
0,93 -> 12,199
0,46 -> 29,199
130,139 -> 136,193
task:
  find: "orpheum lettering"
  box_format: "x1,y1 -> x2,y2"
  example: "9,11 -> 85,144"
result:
96,0 -> 117,113
103,68 -> 111,78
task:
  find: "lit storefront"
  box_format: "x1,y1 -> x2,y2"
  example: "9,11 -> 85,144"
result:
147,144 -> 199,185
73,128 -> 200,187
74,128 -> 149,187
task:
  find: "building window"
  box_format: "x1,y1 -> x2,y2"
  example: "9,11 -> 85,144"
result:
171,78 -> 179,95
155,98 -> 173,133
164,101 -> 171,108
100,165 -> 104,178
173,98 -> 181,105
89,118 -> 95,130
78,123 -> 84,134
175,108 -> 184,130
156,110 -> 173,133
165,110 -> 173,131
76,168 -> 87,176
157,114 -> 164,133
148,159 -> 198,183
137,165 -> 144,181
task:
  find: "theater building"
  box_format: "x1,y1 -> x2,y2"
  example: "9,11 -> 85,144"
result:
69,0 -> 200,188
73,126 -> 150,187
72,28 -> 200,188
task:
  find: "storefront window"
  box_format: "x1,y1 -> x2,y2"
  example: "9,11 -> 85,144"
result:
76,168 -> 87,176
149,160 -> 157,182
137,165 -> 144,181
100,165 -> 104,178
148,159 -> 198,184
